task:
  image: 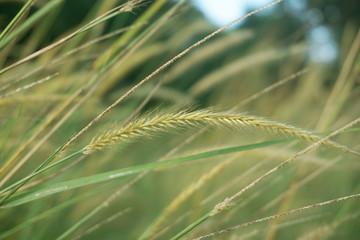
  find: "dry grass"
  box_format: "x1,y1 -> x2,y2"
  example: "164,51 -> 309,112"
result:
0,0 -> 359,239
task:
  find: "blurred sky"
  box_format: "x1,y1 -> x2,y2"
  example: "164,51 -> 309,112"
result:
191,0 -> 338,63
192,0 -> 279,27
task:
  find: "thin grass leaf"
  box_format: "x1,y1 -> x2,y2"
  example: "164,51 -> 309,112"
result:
193,194 -> 360,240
0,0 -> 142,75
0,193 -> 92,240
72,208 -> 132,240
0,0 -> 64,51
1,139 -> 290,208
170,117 -> 360,240
93,0 -> 168,69
0,0 -> 35,42
0,149 -> 82,204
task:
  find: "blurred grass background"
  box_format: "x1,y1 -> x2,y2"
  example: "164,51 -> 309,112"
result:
0,0 -> 359,239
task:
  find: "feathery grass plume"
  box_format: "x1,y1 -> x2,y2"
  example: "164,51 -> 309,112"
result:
58,71 -> 309,239
63,0 -> 283,155
209,117 -> 360,217
83,108 -> 357,154
169,118 -> 360,240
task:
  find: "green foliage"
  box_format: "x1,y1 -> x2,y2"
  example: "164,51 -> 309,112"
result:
0,0 -> 359,239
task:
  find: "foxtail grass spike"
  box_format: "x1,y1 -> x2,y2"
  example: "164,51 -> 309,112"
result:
83,109 -> 357,155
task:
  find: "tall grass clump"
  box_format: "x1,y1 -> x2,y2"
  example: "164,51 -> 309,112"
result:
0,0 -> 359,239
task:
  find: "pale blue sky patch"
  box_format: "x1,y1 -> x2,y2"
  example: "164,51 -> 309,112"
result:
308,25 -> 338,63
192,0 -> 276,27
190,0 -> 338,63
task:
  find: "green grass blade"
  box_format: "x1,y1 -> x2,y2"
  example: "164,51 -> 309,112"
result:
95,0 -> 186,73
0,149 -> 83,196
56,202 -> 106,240
0,1 -> 139,75
0,180 -> 119,240
1,138 -> 291,208
0,149 -> 82,204
170,212 -> 211,240
0,193 -> 91,240
0,0 -> 35,42
94,0 -> 169,69
0,0 -> 64,51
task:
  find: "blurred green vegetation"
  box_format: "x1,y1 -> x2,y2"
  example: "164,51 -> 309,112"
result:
0,0 -> 359,239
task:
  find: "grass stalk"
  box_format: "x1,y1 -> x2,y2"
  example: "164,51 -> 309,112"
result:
0,0 -> 35,41
94,0 -> 167,69
1,0 -> 358,239
194,194 -> 360,240
73,208 -> 132,240
316,29 -> 360,130
170,212 -> 212,240
170,116 -> 360,239
0,0 -> 65,52
0,0 -> 142,75
58,0 -> 284,156
140,157 -> 235,239
0,0 -> 183,203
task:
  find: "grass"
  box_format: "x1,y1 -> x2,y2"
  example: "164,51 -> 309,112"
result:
0,0 -> 359,239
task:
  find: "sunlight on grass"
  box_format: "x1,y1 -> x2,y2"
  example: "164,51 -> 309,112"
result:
0,0 -> 359,239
